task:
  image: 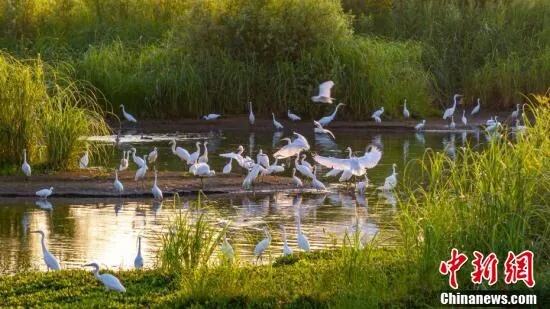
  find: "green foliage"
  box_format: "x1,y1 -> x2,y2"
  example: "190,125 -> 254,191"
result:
0,52 -> 109,170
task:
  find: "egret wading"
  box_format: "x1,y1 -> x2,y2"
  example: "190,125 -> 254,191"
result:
318,103 -> 345,126
120,104 -> 137,123
31,230 -> 61,271
134,236 -> 143,269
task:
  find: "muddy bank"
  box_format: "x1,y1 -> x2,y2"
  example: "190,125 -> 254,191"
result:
111,111 -> 513,134
0,170 -> 316,198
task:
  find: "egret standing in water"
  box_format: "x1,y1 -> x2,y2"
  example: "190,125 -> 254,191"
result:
443,94 -> 462,120
403,99 -> 410,118
461,110 -> 468,126
287,110 -> 301,121
202,114 -> 221,120
134,155 -> 148,190
377,163 -> 398,191
292,168 -> 303,188
120,104 -> 137,123
151,169 -> 163,201
318,103 -> 345,126
449,115 -> 456,130
296,208 -> 310,252
134,236 -> 143,269
311,80 -> 335,104
272,113 -> 284,130
222,158 -> 233,174
113,170 -> 124,196
254,227 -> 271,262
83,262 -> 126,292
36,187 -> 54,199
21,148 -> 31,179
311,166 -> 327,191
313,120 -> 336,139
248,102 -> 255,125
148,147 -> 158,164
371,107 -> 384,123
415,120 -> 426,131
31,230 -> 61,270
470,98 -> 481,116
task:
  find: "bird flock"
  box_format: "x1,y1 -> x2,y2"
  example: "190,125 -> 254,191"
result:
20,81 -> 527,292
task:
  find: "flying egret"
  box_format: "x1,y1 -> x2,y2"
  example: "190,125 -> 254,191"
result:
415,120 -> 426,131
119,151 -> 129,171
151,169 -> 163,200
120,104 -> 137,123
273,132 -> 310,159
113,170 -> 124,195
292,168 -> 303,187
248,102 -> 255,125
134,155 -> 148,189
313,120 -> 336,139
169,139 -> 191,163
318,103 -> 345,126
377,163 -> 397,191
30,230 -> 61,270
311,166 -> 327,191
403,99 -> 410,118
83,262 -> 126,292
202,114 -> 221,120
287,110 -> 301,121
148,147 -> 158,163
313,145 -> 382,177
131,148 -> 146,168
443,94 -> 462,120
36,187 -> 54,199
296,209 -> 310,251
470,98 -> 481,116
79,147 -> 89,169
256,149 -> 270,168
222,158 -> 233,174
311,80 -> 335,104
272,113 -> 284,130
281,225 -> 293,256
254,227 -> 271,262
510,103 -> 520,119
371,107 -> 384,122
461,110 -> 467,126
198,141 -> 209,163
356,175 -> 369,195
134,236 -> 143,269
220,145 -> 246,168
220,234 -> 235,261
449,115 -> 456,130
22,148 -> 31,178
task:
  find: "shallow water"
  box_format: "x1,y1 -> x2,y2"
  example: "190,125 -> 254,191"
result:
0,128 -> 482,274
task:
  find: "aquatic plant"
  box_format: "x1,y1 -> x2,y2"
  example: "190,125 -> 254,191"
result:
0,52 -> 109,170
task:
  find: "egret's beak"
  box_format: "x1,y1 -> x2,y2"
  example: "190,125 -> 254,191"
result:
82,263 -> 92,267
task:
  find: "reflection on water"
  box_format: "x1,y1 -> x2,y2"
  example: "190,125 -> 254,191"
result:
1,128 -> 484,274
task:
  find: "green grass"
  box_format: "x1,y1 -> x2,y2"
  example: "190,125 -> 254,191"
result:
0,52 -> 110,171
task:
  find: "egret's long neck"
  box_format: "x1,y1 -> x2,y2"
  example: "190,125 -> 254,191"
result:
137,238 -> 142,256
115,171 -> 119,181
23,150 -> 27,163
39,233 -> 47,253
154,173 -> 157,186
93,267 -> 100,279
170,142 -> 176,154
348,148 -> 353,158
392,165 -> 396,175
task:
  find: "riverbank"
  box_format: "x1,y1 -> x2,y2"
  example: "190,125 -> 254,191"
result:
0,170 -> 314,198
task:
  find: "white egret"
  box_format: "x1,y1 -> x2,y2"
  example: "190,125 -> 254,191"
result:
254,227 -> 271,261
202,114 -> 221,120
119,151 -> 129,171
281,225 -> 293,256
256,149 -> 270,168
324,168 -> 343,178
470,98 -> 481,116
134,236 -> 143,269
113,170 -> 124,195
242,163 -> 267,189
449,115 -> 456,130
300,154 -> 313,170
272,113 -> 284,130
134,155 -> 148,189
83,262 -> 126,292
222,158 -> 233,174
371,107 -> 384,122
287,110 -> 301,121
36,187 -> 54,199
198,141 -> 209,163
263,158 -> 285,175
311,166 -> 326,191
403,99 -> 410,118
169,139 -> 191,163
273,132 -> 310,159
512,119 -> 526,134
192,162 -> 215,187
148,147 -> 158,163
188,142 -> 202,164
295,154 -> 314,179
220,145 -> 246,168
120,104 -> 137,123
296,209 -> 310,252
356,175 -> 369,195
248,102 -> 255,125
313,145 -> 382,177
292,168 -> 303,187
79,147 -> 89,169
415,120 -> 426,131
318,103 -> 345,126
30,230 -> 61,270
377,163 -> 398,191
486,116 -> 498,126
151,169 -> 163,200
443,94 -> 462,120
461,110 -> 467,126
311,80 -> 335,104
510,103 -> 520,119
485,120 -> 502,133
313,120 -> 336,139
220,235 -> 235,260
22,148 -> 31,178
131,148 -> 146,168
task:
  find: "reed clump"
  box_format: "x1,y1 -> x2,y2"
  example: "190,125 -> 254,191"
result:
0,52 -> 109,170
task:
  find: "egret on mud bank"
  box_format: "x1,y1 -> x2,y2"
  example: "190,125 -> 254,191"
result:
148,147 -> 158,163
198,142 -> 209,163
292,168 -> 303,188
470,98 -> 481,116
131,148 -> 146,168
202,114 -> 221,120
120,104 -> 137,123
119,151 -> 129,171
31,230 -> 61,271
403,99 -> 410,118
113,170 -> 124,195
443,94 -> 462,120
22,148 -> 31,178
371,107 -> 384,123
